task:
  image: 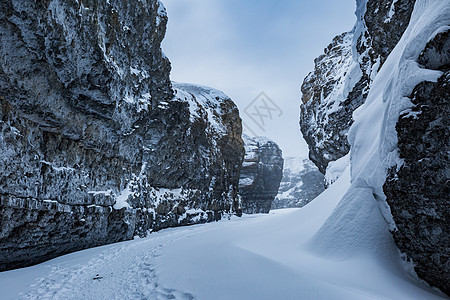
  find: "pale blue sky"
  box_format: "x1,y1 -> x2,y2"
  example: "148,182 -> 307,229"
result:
162,0 -> 356,157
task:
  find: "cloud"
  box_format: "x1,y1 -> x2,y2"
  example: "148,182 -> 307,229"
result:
162,0 -> 356,157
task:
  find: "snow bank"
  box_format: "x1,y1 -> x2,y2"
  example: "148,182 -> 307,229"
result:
308,184 -> 396,260
324,153 -> 350,186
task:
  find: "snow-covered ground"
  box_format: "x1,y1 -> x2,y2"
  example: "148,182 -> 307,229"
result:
0,168 -> 445,300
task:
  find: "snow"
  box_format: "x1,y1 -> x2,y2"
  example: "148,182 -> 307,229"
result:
282,156 -> 306,174
384,0 -> 398,23
241,161 -> 256,167
88,190 -> 112,196
178,209 -> 208,223
0,166 -> 444,299
305,32 -> 362,129
123,94 -> 134,104
238,177 -> 254,187
278,180 -> 303,199
400,108 -> 422,119
251,135 -> 273,145
129,67 -> 140,76
172,82 -> 229,135
43,199 -> 58,204
348,0 -> 448,196
156,0 -> 167,26
113,185 -> 132,209
324,152 -> 350,186
315,0 -> 449,285
40,160 -> 76,172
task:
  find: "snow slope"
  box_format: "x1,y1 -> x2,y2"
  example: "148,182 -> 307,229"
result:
0,167 -> 444,299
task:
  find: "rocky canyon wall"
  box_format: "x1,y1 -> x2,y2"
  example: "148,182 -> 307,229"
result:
0,0 -> 244,270
300,0 -> 449,294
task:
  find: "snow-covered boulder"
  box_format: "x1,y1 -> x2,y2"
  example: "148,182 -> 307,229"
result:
271,157 -> 324,209
238,135 -> 283,214
0,0 -> 244,270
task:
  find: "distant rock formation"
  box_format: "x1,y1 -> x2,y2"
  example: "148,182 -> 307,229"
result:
0,0 -> 243,271
271,157 -> 324,210
300,0 -> 449,294
238,135 -> 283,214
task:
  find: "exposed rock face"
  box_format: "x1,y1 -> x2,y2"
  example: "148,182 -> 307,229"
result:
0,0 -> 243,271
300,0 -> 415,174
383,29 -> 450,295
300,32 -> 355,174
271,157 -> 324,210
301,0 -> 448,294
238,135 -> 283,214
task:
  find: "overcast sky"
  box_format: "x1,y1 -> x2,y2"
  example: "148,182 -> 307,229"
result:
161,0 -> 356,158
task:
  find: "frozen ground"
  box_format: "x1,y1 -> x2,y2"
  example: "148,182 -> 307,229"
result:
0,168 -> 445,300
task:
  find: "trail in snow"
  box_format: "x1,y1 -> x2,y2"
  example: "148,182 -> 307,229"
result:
20,227 -> 205,300
0,168 -> 445,300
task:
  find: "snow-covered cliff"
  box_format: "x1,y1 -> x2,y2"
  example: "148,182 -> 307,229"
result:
0,0 -> 244,270
271,157 -> 324,209
300,0 -> 416,175
302,0 -> 449,294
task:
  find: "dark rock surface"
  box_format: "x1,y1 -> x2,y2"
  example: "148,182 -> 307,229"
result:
238,135 -> 283,214
271,157 -> 324,210
0,0 -> 244,270
300,0 -> 415,173
384,30 -> 450,295
300,33 -> 354,174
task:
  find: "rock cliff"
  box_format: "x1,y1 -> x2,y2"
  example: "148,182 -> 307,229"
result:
300,0 -> 448,294
238,135 -> 283,214
300,0 -> 415,174
271,157 -> 324,210
383,29 -> 449,294
0,0 -> 243,271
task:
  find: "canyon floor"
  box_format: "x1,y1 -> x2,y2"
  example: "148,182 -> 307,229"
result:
0,170 -> 445,300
